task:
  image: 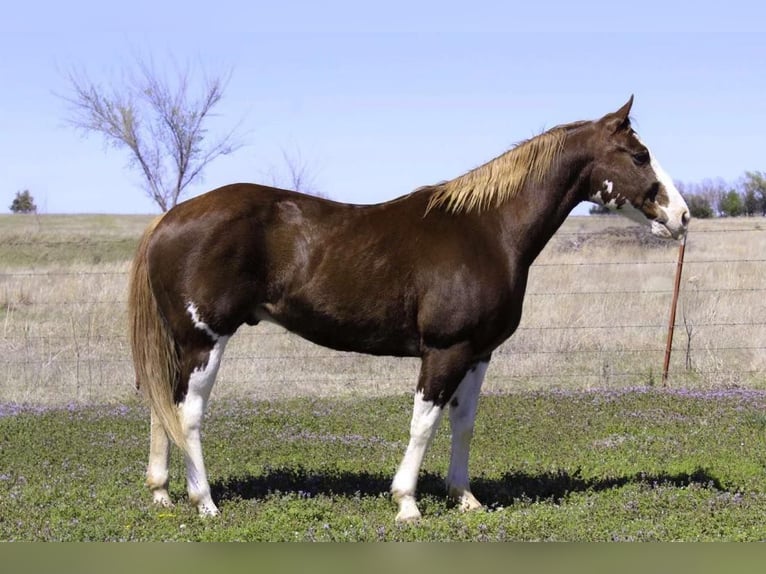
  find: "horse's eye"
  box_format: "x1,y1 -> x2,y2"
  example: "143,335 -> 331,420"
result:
632,150 -> 650,166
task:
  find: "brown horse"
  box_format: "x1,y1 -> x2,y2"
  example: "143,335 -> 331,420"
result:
129,97 -> 689,522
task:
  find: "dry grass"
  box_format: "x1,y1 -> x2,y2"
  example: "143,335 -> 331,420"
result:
1,214 -> 764,406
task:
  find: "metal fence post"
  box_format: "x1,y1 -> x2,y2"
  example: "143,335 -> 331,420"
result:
662,233 -> 688,386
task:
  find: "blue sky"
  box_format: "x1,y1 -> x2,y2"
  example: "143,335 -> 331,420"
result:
2,1 -> 764,215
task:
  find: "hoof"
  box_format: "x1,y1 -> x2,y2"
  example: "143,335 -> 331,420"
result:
152,489 -> 173,507
394,494 -> 422,523
459,494 -> 484,513
395,508 -> 422,524
448,487 -> 484,512
196,500 -> 220,518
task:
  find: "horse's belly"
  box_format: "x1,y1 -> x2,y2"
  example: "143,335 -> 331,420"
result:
254,305 -> 420,357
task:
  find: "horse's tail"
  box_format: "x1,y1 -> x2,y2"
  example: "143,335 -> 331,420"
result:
128,216 -> 187,451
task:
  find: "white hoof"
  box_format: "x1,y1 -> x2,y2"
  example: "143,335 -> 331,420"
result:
458,493 -> 483,512
152,489 -> 173,507
448,486 -> 484,512
394,495 -> 422,523
196,500 -> 220,517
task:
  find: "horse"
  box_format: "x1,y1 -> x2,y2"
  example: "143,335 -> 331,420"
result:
128,96 -> 690,522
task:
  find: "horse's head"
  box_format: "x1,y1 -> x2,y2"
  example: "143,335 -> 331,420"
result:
587,96 -> 690,239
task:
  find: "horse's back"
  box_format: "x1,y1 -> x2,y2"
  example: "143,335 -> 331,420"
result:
142,182 -> 515,356
142,184 -> 424,346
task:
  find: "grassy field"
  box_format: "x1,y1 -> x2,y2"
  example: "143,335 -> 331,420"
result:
1,213 -> 765,541
3,389 -> 766,541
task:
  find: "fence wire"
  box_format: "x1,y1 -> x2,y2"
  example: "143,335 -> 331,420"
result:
1,225 -> 764,404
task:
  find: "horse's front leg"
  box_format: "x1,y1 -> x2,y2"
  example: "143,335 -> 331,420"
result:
390,345 -> 473,522
446,360 -> 489,512
391,390 -> 445,522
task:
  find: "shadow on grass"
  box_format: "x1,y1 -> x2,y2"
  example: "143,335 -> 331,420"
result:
211,466 -> 725,507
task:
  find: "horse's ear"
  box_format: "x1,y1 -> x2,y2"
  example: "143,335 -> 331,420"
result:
600,95 -> 634,133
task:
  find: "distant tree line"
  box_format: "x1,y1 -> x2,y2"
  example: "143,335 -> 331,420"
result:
590,171 -> 766,218
677,171 -> 766,218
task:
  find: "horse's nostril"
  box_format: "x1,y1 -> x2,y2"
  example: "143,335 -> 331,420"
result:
681,211 -> 690,225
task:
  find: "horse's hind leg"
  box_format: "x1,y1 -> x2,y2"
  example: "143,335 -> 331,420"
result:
179,335 -> 229,516
446,360 -> 489,512
146,409 -> 172,506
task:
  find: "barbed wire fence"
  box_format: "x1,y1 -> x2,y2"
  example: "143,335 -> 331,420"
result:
1,225 -> 764,405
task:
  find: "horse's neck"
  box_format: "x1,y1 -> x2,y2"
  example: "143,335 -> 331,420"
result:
493,148 -> 592,266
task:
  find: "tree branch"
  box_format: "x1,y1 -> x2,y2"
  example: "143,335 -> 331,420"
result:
60,57 -> 244,211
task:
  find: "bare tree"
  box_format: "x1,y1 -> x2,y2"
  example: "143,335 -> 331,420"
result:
61,57 -> 243,211
266,147 -> 323,197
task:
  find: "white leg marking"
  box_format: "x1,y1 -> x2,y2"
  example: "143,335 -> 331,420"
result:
180,336 -> 228,516
186,302 -> 220,341
391,391 -> 444,522
447,362 -> 488,512
146,408 -> 172,507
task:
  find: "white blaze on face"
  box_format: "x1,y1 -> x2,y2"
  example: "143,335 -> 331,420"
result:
650,153 -> 687,236
634,134 -> 690,239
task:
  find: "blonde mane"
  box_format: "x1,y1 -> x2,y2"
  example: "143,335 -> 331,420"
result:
425,122 -> 585,214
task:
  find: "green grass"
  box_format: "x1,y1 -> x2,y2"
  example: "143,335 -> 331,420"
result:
0,214 -> 152,267
3,389 -> 766,541
2,214 -> 765,540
